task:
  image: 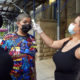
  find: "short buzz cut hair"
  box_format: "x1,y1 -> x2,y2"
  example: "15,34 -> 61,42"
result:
16,13 -> 31,22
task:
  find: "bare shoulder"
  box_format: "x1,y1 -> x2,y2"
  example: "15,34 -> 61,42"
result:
75,47 -> 80,59
52,37 -> 70,49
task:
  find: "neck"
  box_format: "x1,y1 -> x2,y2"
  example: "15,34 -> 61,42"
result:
17,29 -> 27,36
72,33 -> 80,41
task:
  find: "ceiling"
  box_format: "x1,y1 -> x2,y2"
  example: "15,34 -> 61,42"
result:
0,0 -> 47,22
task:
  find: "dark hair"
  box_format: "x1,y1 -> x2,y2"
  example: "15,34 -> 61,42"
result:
16,13 -> 31,22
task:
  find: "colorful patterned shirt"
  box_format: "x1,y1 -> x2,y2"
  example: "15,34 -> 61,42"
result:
1,32 -> 37,80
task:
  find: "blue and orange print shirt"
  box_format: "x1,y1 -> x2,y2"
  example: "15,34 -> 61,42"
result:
1,32 -> 37,80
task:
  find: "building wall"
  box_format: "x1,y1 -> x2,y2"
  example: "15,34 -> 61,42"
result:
35,20 -> 57,60
66,0 -> 77,37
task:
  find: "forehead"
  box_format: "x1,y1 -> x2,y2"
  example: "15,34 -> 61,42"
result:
21,17 -> 31,22
74,16 -> 80,23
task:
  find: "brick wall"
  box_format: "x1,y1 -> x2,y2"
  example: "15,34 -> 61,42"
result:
35,19 -> 57,60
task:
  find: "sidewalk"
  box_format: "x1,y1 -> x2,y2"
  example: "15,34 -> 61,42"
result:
36,58 -> 56,80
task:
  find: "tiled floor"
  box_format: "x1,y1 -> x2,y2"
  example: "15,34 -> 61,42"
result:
36,58 -> 56,80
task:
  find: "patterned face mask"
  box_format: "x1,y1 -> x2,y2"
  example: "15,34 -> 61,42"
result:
21,24 -> 32,33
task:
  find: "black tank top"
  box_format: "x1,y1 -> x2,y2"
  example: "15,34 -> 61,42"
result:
53,40 -> 80,80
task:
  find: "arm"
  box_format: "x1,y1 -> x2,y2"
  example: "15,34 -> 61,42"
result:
40,32 -> 69,49
32,20 -> 69,49
0,34 -> 11,50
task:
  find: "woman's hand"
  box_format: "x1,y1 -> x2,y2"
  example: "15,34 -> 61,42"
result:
32,19 -> 43,34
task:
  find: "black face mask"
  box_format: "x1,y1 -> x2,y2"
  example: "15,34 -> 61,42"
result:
21,24 -> 32,33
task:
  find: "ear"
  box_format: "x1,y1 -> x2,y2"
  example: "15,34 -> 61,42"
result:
16,22 -> 21,27
16,22 -> 19,25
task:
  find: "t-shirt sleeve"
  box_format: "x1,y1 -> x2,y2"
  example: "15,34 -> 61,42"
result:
0,34 -> 12,50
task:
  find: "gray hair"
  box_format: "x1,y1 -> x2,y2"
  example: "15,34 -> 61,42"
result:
16,13 -> 31,22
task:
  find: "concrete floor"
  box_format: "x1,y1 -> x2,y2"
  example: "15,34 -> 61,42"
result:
36,58 -> 56,80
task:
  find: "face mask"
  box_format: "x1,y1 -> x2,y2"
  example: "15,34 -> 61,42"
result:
21,24 -> 32,33
68,24 -> 75,34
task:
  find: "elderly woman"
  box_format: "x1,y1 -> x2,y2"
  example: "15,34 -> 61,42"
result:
32,16 -> 80,80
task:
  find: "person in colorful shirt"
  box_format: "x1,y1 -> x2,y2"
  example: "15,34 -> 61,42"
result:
1,13 -> 37,80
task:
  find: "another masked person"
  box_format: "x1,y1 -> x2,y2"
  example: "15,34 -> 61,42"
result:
32,16 -> 80,80
1,13 -> 37,80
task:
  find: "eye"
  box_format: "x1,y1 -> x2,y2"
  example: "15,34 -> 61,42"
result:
23,21 -> 27,23
23,20 -> 31,24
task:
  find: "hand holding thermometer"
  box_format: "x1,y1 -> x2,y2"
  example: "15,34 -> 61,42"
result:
31,19 -> 43,34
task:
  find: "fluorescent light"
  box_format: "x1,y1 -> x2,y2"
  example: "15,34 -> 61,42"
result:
49,0 -> 56,5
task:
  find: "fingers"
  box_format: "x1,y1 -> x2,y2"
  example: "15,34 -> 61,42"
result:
31,19 -> 43,34
32,19 -> 36,27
